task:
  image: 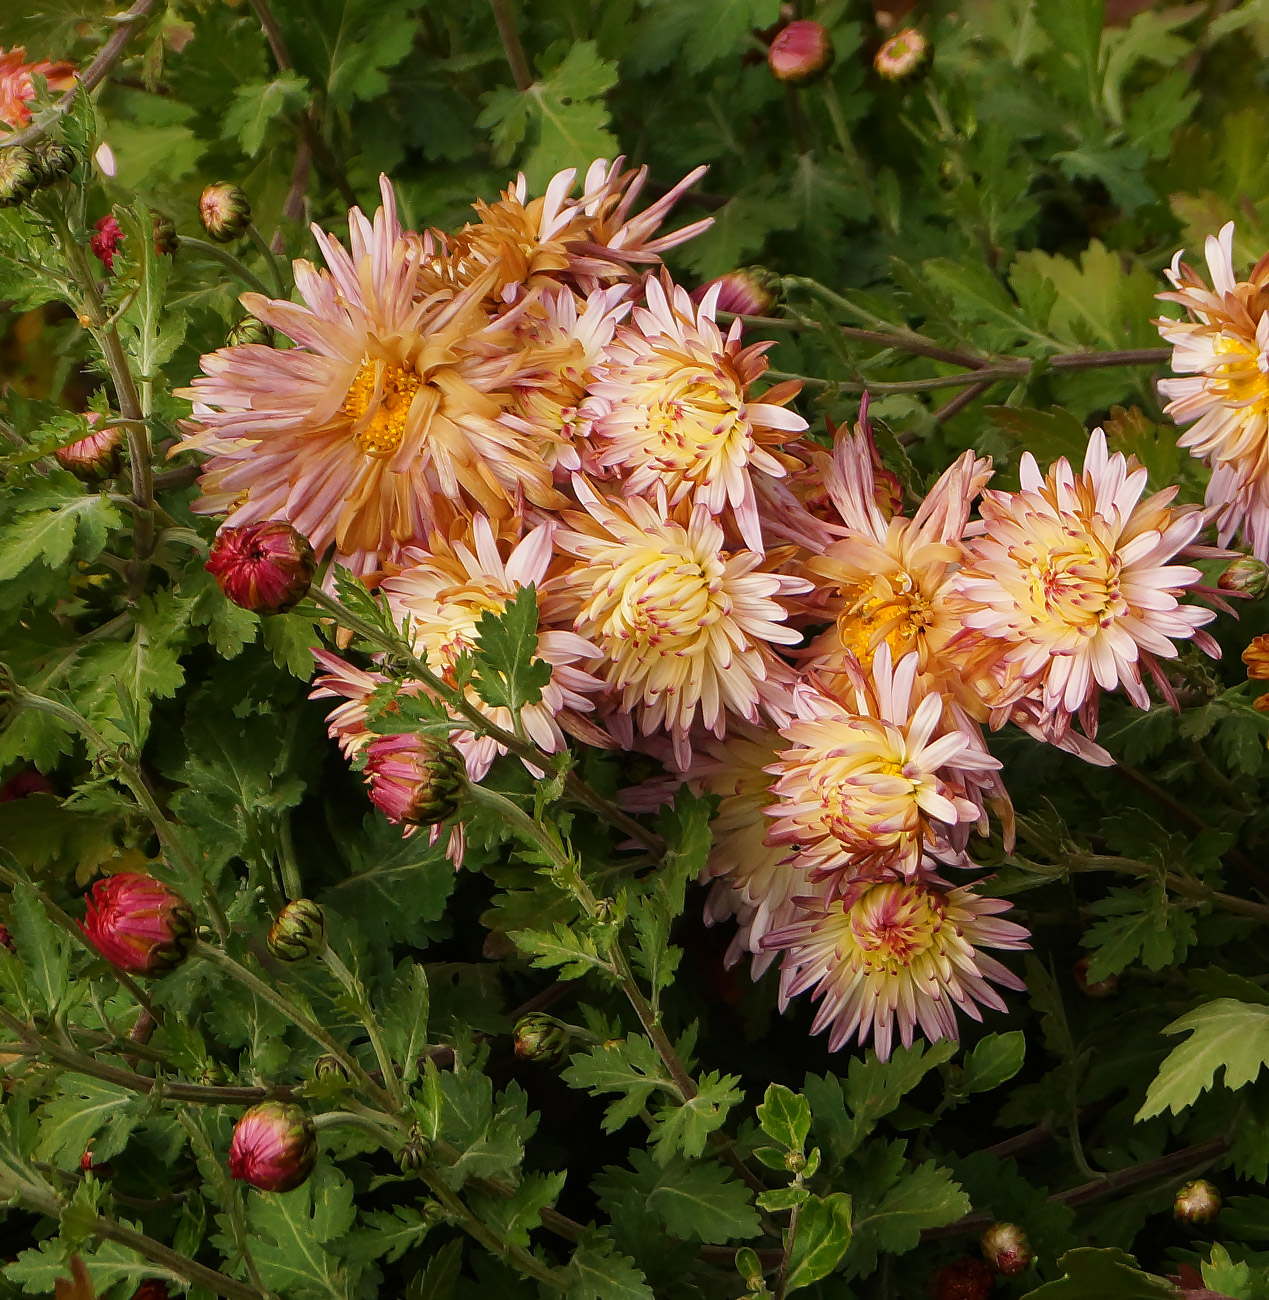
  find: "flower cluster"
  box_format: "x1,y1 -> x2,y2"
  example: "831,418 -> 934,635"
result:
0,46 -> 76,129
181,162 -> 1228,1061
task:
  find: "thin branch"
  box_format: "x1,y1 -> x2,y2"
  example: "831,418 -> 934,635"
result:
931,378 -> 997,425
0,0 -> 159,149
488,0 -> 534,91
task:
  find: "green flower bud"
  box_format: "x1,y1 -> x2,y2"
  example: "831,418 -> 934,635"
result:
151,210 -> 179,259
313,1054 -> 349,1081
199,182 -> 251,242
512,1013 -> 572,1066
1220,555 -> 1269,598
1174,1178 -> 1221,1225
397,1128 -> 431,1172
227,315 -> 275,348
267,899 -> 326,962
30,138 -> 75,187
0,147 -> 38,209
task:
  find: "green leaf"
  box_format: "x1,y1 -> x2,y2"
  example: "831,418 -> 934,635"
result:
470,586 -> 551,713
416,1063 -> 535,1190
985,406 -> 1090,467
632,1151 -> 760,1244
6,1234 -> 157,1296
381,962 -> 429,1084
469,1171 -> 567,1249
562,1037 -> 676,1132
649,1070 -> 744,1164
1019,1247 -> 1177,1299
0,485 -> 120,583
223,72 -> 311,155
35,1079 -> 139,1170
959,1032 -> 1027,1095
247,1163 -> 358,1299
564,1233 -> 653,1300
340,1205 -> 434,1266
678,0 -> 782,72
784,1192 -> 853,1293
8,880 -> 69,1015
1082,883 -> 1196,982
1137,998 -> 1269,1120
757,1083 -> 811,1154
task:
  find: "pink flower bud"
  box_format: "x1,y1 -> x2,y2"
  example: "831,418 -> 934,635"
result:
0,770 -> 54,801
80,873 -> 196,976
691,267 -> 780,317
1220,555 -> 1269,598
228,1101 -> 317,1192
364,732 -> 465,827
768,20 -> 835,85
205,521 -> 315,616
199,182 -> 251,243
55,414 -> 123,482
91,215 -> 122,272
980,1222 -> 1032,1277
1072,954 -> 1118,999
875,27 -> 929,81
1174,1178 -> 1221,1225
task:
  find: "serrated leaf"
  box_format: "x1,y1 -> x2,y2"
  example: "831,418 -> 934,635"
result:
469,1171 -> 567,1249
1019,1247 -> 1176,1299
565,1233 -> 653,1300
223,72 -> 311,156
1137,998 -> 1269,1120
9,879 -> 69,1015
562,1037 -> 676,1132
382,962 -> 429,1083
470,586 -> 551,713
247,1163 -> 358,1299
638,1153 -> 760,1244
1082,883 -> 1196,982
649,1070 -> 743,1164
35,1079 -> 138,1171
0,489 -> 120,583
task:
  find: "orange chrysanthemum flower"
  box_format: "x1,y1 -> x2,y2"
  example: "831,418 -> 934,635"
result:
0,46 -> 75,129
176,177 -> 563,575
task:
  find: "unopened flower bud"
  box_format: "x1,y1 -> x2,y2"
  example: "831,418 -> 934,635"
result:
0,925 -> 13,952
692,267 -> 781,317
228,1101 -> 317,1192
227,315 -> 274,348
784,1150 -> 806,1173
513,1013 -> 571,1066
1174,1178 -> 1221,1225
928,1257 -> 994,1300
130,1282 -> 170,1300
151,210 -> 178,259
364,733 -> 465,827
313,1054 -> 348,1081
875,27 -> 930,80
80,873 -> 196,976
267,899 -> 325,962
55,414 -> 123,482
199,182 -> 251,242
0,770 -> 54,802
80,1143 -> 113,1179
980,1222 -> 1031,1277
768,20 -> 835,84
91,215 -> 123,272
0,147 -> 37,208
397,1128 -> 430,1172
205,521 -> 315,615
1072,954 -> 1119,999
1221,555 -> 1269,598
31,138 -> 75,187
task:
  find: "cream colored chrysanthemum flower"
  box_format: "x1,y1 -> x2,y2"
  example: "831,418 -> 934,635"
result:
380,515 -> 606,780
952,428 -> 1219,744
1158,221 -> 1269,558
798,420 -> 993,703
585,275 -> 806,553
764,880 -> 1028,1059
557,478 -> 810,767
175,177 -> 563,575
766,647 -> 1000,888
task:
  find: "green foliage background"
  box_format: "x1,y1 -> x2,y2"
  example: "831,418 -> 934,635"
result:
5,0 -> 1269,1298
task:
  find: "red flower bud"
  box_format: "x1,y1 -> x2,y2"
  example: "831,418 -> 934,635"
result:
0,925 -> 13,952
364,732 -> 465,827
929,1257 -> 994,1300
875,27 -> 929,80
768,20 -> 834,84
980,1222 -> 1031,1277
205,521 -> 315,615
1174,1178 -> 1221,1225
0,770 -> 54,801
1220,555 -> 1269,598
1072,954 -> 1119,999
91,215 -> 122,272
199,182 -> 251,243
130,1280 -> 170,1300
267,899 -> 325,962
55,413 -> 123,482
228,1101 -> 317,1192
80,873 -> 196,976
691,267 -> 780,318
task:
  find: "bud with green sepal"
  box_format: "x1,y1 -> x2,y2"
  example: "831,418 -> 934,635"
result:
227,314 -> 274,348
31,138 -> 75,187
1220,554 -> 1269,597
0,147 -> 38,208
199,181 -> 251,242
1174,1178 -> 1221,1225
151,210 -> 178,258
228,1101 -> 317,1192
267,899 -> 326,962
513,1013 -> 572,1066
364,732 -> 466,827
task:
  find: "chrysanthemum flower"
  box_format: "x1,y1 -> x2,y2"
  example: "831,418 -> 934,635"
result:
557,478 -> 809,767
309,651 -> 390,760
584,275 -> 806,553
766,647 -> 1001,888
0,46 -> 76,129
798,417 -> 993,701
175,177 -> 563,575
1158,222 -> 1269,558
952,428 -> 1219,743
381,515 -> 606,779
763,880 -> 1028,1059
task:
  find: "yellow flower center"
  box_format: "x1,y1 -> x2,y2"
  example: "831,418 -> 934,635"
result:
1026,540 -> 1125,632
610,547 -> 727,651
342,357 -> 423,458
1212,334 -> 1269,409
848,885 -> 944,973
639,380 -> 741,471
837,583 -> 932,667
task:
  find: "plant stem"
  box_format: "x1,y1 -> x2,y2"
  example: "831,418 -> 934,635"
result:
487,0 -> 533,90
321,946 -> 405,1111
176,236 -> 271,297
247,223 -> 286,296
773,1200 -> 801,1300
195,940 -> 395,1109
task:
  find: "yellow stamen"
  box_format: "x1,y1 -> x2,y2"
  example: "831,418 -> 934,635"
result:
341,358 -> 423,458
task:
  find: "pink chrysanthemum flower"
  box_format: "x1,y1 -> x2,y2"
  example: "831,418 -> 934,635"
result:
175,177 -> 563,575
584,275 -> 807,553
557,478 -> 810,767
381,515 -> 607,780
764,880 -> 1028,1059
0,46 -> 76,128
766,647 -> 1002,889
1157,221 -> 1269,558
952,428 -> 1220,744
798,416 -> 994,703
